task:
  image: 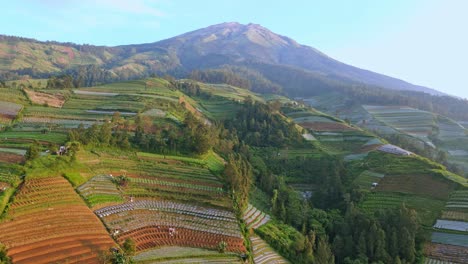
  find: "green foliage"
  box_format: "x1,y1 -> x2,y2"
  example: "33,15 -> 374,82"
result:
0,243 -> 12,264
331,204 -> 423,264
225,98 -> 303,147
190,69 -> 251,90
224,153 -> 253,213
217,241 -> 227,253
122,238 -> 136,256
63,171 -> 86,187
25,141 -> 41,161
256,221 -> 319,264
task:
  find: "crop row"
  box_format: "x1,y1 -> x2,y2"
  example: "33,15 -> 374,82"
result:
0,177 -> 115,263
433,219 -> 468,232
104,209 -> 240,238
243,204 -> 271,229
0,100 -> 22,117
251,235 -> 288,264
431,232 -> 468,247
441,210 -> 468,222
425,242 -> 468,264
95,200 -> 236,221
116,225 -> 246,253
129,177 -> 224,194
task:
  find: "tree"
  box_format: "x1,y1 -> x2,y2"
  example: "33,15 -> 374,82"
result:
224,154 -> 253,213
25,141 -> 40,161
0,243 -> 11,264
122,238 -> 136,256
217,241 -> 227,253
315,237 -> 335,264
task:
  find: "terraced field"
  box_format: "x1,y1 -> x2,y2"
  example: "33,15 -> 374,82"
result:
77,174 -> 124,208
353,170 -> 384,190
132,246 -> 242,263
0,100 -> 22,124
0,177 -> 115,263
425,243 -> 468,264
243,204 -> 270,229
363,105 -> 435,142
251,235 -> 288,264
376,174 -> 452,199
441,189 -> 468,222
96,200 -> 245,253
360,192 -> 445,226
78,152 -> 246,255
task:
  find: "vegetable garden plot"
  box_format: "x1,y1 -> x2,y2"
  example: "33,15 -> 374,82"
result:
441,211 -> 468,222
363,105 -> 435,139
78,174 -> 123,208
425,243 -> 468,264
431,232 -> 468,247
0,177 -> 115,264
132,246 -> 242,263
96,200 -> 245,254
0,100 -> 22,122
376,174 -> 451,199
116,225 -> 246,253
243,204 -> 271,229
353,170 -> 384,189
360,192 -> 445,226
251,235 -> 289,264
433,220 -> 468,232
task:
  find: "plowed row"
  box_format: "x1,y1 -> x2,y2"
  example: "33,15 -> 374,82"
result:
425,243 -> 468,264
0,177 -> 115,264
116,225 -> 245,253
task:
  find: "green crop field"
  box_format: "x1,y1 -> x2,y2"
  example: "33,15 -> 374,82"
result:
360,192 -> 445,226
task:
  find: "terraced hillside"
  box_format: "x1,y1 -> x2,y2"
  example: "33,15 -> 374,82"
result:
0,177 -> 115,264
77,152 -> 247,257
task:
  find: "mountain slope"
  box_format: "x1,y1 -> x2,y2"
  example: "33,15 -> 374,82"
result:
0,22 -> 443,96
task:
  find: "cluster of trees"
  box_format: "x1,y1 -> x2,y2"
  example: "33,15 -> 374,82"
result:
133,112 -> 214,155
224,153 -> 253,214
224,98 -> 303,147
190,69 -> 251,90
331,204 -> 423,264
68,113 -> 131,149
46,75 -> 75,88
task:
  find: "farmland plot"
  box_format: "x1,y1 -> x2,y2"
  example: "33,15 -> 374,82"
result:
431,232 -> 468,247
433,220 -> 468,232
132,246 -> 242,263
96,200 -> 245,253
425,243 -> 468,264
0,100 -> 22,123
243,204 -> 270,229
0,177 -> 115,264
363,105 -> 435,143
251,235 -> 289,264
360,192 -> 445,226
78,174 -> 124,208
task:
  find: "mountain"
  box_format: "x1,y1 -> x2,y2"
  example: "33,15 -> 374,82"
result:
0,22 -> 444,96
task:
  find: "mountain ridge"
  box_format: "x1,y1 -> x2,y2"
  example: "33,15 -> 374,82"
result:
0,22 -> 447,96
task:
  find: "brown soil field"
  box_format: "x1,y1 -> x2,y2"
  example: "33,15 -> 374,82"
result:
117,225 -> 246,253
0,153 -> 24,163
24,89 -> 65,108
0,177 -> 115,264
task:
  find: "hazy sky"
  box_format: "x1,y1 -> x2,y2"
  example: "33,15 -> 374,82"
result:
1,0 -> 467,98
